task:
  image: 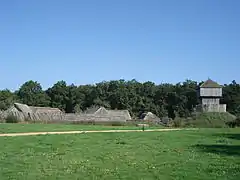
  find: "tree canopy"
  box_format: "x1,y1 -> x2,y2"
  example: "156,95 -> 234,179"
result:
0,79 -> 239,118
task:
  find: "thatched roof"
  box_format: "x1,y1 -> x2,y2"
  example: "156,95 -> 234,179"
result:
142,112 -> 160,121
30,106 -> 62,114
14,103 -> 33,113
3,103 -> 64,122
84,106 -> 132,120
13,103 -> 62,114
107,110 -> 132,120
4,105 -> 26,121
0,110 -> 5,122
84,106 -> 100,114
200,79 -> 222,88
94,107 -> 109,115
84,106 -> 131,120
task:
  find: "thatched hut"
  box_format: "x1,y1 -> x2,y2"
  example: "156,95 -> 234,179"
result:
107,110 -> 132,121
29,106 -> 64,122
84,106 -> 132,121
94,107 -> 109,115
4,103 -> 63,122
84,106 -> 101,114
3,103 -> 32,122
141,112 -> 160,122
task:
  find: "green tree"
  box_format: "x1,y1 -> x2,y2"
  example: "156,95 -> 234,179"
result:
17,80 -> 50,106
1,78 -> 239,118
222,80 -> 240,115
0,89 -> 17,110
46,81 -> 68,111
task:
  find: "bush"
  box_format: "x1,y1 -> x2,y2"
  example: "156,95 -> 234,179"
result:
6,115 -> 19,123
184,112 -> 236,128
171,117 -> 185,128
166,112 -> 237,128
236,117 -> 240,126
226,116 -> 240,128
168,117 -> 186,128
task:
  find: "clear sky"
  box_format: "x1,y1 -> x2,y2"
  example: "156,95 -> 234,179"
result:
1,0 -> 239,90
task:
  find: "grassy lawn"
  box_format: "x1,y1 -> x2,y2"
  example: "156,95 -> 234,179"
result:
0,129 -> 239,180
0,123 -> 163,133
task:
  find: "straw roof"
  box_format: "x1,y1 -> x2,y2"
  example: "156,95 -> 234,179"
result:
94,107 -> 109,115
200,79 -> 222,88
14,103 -> 33,114
84,106 -> 100,114
142,112 -> 160,122
4,105 -> 26,121
3,103 -> 63,122
0,110 -> 5,122
107,110 -> 132,120
30,106 -> 62,114
84,106 -> 132,120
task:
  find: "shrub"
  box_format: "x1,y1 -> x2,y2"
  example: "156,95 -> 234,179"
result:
6,115 -> 19,123
162,117 -> 171,125
171,117 -> 185,128
184,112 -> 236,128
236,117 -> 240,126
226,116 -> 240,128
167,112 -> 237,128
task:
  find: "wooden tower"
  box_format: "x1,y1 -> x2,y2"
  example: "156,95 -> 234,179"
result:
198,79 -> 226,112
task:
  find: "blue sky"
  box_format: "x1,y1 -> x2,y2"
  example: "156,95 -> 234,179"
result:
1,0 -> 239,90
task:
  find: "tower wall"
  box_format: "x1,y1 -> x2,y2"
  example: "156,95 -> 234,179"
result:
200,87 -> 222,97
202,98 -> 220,105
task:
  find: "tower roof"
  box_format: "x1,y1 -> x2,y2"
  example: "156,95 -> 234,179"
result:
200,79 -> 222,88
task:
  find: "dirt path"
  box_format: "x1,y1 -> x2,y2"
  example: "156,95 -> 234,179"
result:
0,128 -> 195,137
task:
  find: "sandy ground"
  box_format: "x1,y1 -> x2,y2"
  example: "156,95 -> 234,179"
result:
0,128 -> 192,137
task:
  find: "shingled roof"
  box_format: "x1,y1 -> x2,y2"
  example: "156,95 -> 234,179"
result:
200,79 -> 222,88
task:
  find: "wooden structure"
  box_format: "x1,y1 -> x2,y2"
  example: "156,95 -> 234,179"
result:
197,79 -> 226,112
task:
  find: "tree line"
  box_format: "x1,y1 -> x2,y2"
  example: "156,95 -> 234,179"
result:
0,79 -> 240,118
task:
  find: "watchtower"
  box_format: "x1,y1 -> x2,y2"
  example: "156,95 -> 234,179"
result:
197,79 -> 226,112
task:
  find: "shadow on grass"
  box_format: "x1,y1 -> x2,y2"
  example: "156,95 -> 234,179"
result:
221,133 -> 240,141
212,133 -> 240,141
195,133 -> 240,156
195,144 -> 240,156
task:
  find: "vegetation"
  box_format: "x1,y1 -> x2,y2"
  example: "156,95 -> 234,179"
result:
227,116 -> 240,128
0,129 -> 239,180
1,79 -> 240,119
190,112 -> 237,128
170,112 -> 237,128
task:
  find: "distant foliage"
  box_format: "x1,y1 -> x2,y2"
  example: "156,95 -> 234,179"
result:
73,104 -> 82,114
171,117 -> 185,128
236,117 -> 240,127
0,89 -> 18,110
17,80 -> 50,107
227,116 -> 240,128
0,79 -> 240,119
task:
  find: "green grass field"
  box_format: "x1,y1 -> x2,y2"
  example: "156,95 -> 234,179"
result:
0,123 -> 164,133
0,128 -> 239,180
